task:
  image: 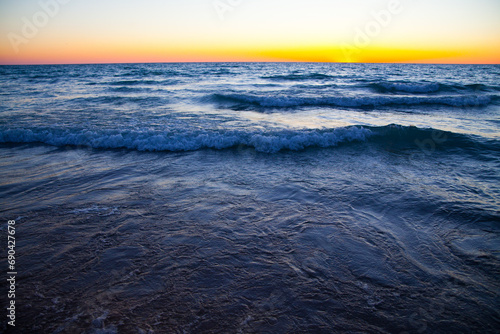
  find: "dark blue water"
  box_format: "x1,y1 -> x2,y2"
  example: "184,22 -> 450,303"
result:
1,63 -> 499,333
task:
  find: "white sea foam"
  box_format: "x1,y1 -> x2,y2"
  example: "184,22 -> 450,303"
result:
0,127 -> 372,153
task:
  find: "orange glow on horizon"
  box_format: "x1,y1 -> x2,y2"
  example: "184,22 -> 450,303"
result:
1,43 -> 498,65
1,0 -> 499,66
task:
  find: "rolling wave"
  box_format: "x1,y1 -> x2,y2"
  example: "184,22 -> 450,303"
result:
369,82 -> 499,94
370,82 -> 441,94
1,125 -> 497,154
0,127 -> 371,153
210,93 -> 496,109
262,73 -> 337,81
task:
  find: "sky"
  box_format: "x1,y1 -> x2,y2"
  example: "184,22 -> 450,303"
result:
0,0 -> 499,64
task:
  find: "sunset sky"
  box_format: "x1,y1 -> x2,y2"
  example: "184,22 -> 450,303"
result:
0,0 -> 499,64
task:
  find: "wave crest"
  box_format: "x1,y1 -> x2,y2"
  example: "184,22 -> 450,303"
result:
371,82 -> 441,94
262,73 -> 336,81
1,125 -> 497,153
369,82 -> 499,94
211,93 -> 495,109
0,127 -> 372,153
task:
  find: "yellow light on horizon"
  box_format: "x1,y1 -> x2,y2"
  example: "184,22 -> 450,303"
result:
1,0 -> 499,65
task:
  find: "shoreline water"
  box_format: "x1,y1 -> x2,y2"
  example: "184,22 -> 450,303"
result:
1,62 -> 499,333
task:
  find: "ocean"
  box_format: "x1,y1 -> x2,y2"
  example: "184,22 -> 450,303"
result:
0,62 -> 499,333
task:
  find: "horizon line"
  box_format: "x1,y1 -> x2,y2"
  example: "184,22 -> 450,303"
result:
1,60 -> 499,66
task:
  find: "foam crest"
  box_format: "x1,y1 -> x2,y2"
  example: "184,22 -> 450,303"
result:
0,127 -> 373,153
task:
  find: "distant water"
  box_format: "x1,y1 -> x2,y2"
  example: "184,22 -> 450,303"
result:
0,63 -> 499,333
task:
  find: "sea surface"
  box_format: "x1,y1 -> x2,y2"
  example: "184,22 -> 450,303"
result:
0,63 -> 499,333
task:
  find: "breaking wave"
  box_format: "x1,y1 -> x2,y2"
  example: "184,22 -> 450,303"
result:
1,125 -> 497,154
210,93 -> 496,109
